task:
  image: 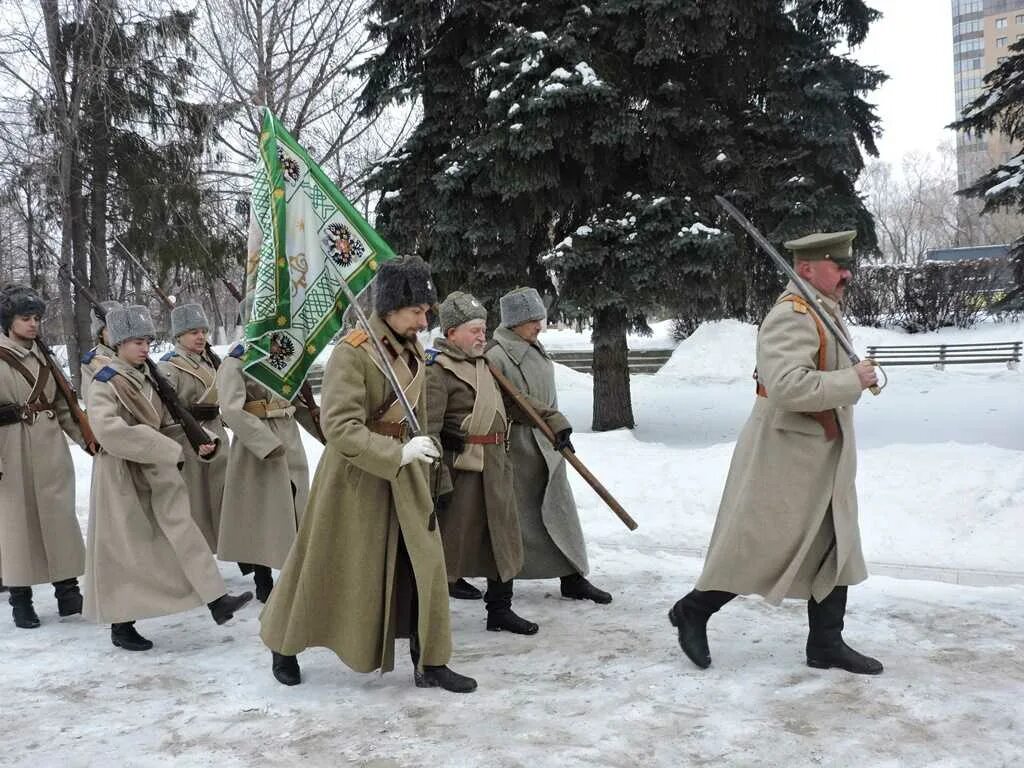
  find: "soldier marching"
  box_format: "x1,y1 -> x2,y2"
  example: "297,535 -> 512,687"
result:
0,226 -> 888,690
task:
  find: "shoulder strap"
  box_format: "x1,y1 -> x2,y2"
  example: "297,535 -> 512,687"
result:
0,346 -> 36,388
342,328 -> 369,347
778,295 -> 827,371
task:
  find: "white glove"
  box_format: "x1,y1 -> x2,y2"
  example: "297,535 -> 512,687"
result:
400,435 -> 439,466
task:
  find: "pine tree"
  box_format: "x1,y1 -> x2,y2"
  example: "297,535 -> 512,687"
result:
360,1 -> 885,430
950,38 -> 1024,309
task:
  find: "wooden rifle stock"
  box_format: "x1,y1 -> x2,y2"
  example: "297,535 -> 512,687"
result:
486,363 -> 638,531
36,338 -> 98,453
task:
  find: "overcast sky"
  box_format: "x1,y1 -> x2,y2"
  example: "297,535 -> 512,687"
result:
851,0 -> 956,164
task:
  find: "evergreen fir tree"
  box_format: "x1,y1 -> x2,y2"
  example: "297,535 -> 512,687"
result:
950,38 -> 1024,310
360,1 -> 885,430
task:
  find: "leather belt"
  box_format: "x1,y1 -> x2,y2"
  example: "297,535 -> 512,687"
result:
0,401 -> 55,426
756,382 -> 839,442
465,432 -> 504,445
368,420 -> 408,440
189,403 -> 220,421
243,399 -> 295,419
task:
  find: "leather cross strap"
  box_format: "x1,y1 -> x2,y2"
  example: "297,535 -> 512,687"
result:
0,346 -> 53,412
367,420 -> 407,439
465,433 -> 504,445
755,295 -> 839,442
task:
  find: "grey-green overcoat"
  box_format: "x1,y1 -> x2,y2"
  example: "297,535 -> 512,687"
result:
485,327 -> 586,578
260,313 -> 452,672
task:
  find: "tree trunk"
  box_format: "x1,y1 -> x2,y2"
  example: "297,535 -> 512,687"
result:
70,151 -> 91,367
591,306 -> 634,431
89,94 -> 110,301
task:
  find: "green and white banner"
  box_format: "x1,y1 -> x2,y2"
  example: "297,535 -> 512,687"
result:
242,109 -> 395,399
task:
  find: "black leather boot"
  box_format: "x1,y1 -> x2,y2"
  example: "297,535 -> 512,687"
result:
806,586 -> 883,676
668,589 -> 736,669
0,578 -> 7,592
53,578 -> 83,617
9,586 -> 40,629
208,591 -> 254,625
238,562 -> 254,576
414,665 -> 478,693
111,621 -> 153,651
560,574 -> 612,604
485,579 -> 538,635
253,566 -> 274,604
448,578 -> 482,600
272,652 -> 301,686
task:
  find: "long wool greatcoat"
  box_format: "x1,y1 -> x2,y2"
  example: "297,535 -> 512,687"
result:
83,359 -> 226,624
0,334 -> 85,586
158,346 -> 228,552
215,344 -> 314,569
485,327 -> 587,579
260,313 -> 452,673
80,342 -> 116,402
425,338 -> 523,584
696,281 -> 867,604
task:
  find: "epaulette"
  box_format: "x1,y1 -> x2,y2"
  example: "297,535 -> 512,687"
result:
425,348 -> 439,366
229,343 -> 245,359
342,328 -> 369,347
160,350 -> 177,362
791,301 -> 808,314
94,366 -> 117,383
81,348 -> 96,364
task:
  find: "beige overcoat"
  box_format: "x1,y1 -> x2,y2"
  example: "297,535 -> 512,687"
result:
696,282 -> 868,604
215,344 -> 314,569
485,327 -> 585,578
0,334 -> 85,586
83,359 -> 226,624
260,313 -> 452,673
80,342 -> 116,401
158,346 -> 228,551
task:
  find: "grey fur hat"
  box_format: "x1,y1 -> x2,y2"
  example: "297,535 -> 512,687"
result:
171,303 -> 210,338
91,300 -> 123,340
439,291 -> 487,334
499,287 -> 546,328
107,305 -> 156,346
373,255 -> 437,315
0,284 -> 46,333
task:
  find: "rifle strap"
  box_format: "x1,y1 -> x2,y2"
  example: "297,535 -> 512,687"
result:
0,346 -> 53,409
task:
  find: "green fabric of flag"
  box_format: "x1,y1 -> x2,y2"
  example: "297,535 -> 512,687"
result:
241,109 -> 395,399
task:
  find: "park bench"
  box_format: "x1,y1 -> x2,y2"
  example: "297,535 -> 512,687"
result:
866,341 -> 1021,370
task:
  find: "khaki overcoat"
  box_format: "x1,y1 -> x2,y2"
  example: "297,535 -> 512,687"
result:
425,338 -> 522,583
215,344 -> 314,569
0,334 -> 85,586
158,346 -> 228,551
696,282 -> 867,604
260,313 -> 452,673
83,359 -> 226,624
485,327 -> 586,578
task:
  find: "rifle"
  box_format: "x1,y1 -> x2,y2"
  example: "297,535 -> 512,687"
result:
113,235 -> 222,370
35,334 -> 99,455
486,362 -> 638,531
61,265 -> 217,457
713,195 -> 883,396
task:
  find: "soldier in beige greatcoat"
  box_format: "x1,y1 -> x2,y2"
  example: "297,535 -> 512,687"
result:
80,300 -> 122,400
215,320 -> 318,602
260,256 -> 476,694
669,230 -> 884,676
158,304 -> 228,552
84,305 -> 252,652
0,285 -> 91,628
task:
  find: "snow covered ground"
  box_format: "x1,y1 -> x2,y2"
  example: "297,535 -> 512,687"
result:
2,320 -> 1022,767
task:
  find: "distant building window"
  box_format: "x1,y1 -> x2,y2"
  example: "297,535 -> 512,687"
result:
996,37 -> 1008,48
996,18 -> 1007,29
955,37 -> 984,54
1017,14 -> 1024,24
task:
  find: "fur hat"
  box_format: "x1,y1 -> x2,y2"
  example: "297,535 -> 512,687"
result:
0,284 -> 46,333
373,256 -> 437,315
499,287 -> 546,328
90,300 -> 123,340
107,305 -> 156,346
439,291 -> 487,334
171,303 -> 210,338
